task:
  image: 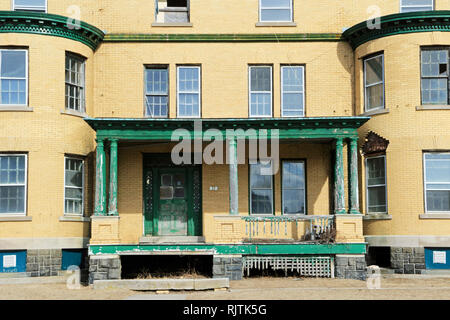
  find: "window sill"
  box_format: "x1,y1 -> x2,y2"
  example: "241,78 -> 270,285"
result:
59,216 -> 90,222
0,216 -> 32,222
363,214 -> 392,220
60,109 -> 88,118
419,213 -> 450,219
151,22 -> 193,27
361,108 -> 389,116
416,105 -> 450,111
255,22 -> 297,27
0,106 -> 33,112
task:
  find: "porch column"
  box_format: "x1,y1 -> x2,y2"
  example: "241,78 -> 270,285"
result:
348,137 -> 360,214
334,138 -> 346,214
108,138 -> 118,216
228,137 -> 239,215
94,138 -> 107,215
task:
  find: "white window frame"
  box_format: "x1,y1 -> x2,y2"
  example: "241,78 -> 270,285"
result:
281,160 -> 306,215
249,65 -> 273,118
249,161 -> 274,216
63,156 -> 85,216
281,65 -> 305,117
65,53 -> 86,113
144,66 -> 169,118
259,0 -> 293,22
0,49 -> 28,107
400,0 -> 434,13
365,155 -> 388,214
423,152 -> 450,213
0,154 -> 27,216
364,53 -> 385,112
12,0 -> 47,12
176,66 -> 201,118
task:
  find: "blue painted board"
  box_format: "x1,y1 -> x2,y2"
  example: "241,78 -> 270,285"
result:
61,249 -> 83,270
425,248 -> 450,269
0,250 -> 26,273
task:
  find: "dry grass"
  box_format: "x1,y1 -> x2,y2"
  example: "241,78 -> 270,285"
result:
134,266 -> 208,280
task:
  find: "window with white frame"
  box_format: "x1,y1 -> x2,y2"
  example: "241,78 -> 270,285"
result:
259,0 -> 293,22
364,54 -> 385,112
0,49 -> 27,106
145,67 -> 169,117
421,48 -> 449,105
64,157 -> 84,215
177,66 -> 200,118
65,53 -> 85,113
282,160 -> 306,214
13,0 -> 47,12
281,66 -> 305,117
366,156 -> 387,213
250,161 -> 274,215
0,155 -> 27,215
249,66 -> 272,117
424,153 -> 450,212
400,0 -> 434,13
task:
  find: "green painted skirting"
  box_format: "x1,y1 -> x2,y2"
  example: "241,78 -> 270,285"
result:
343,10 -> 450,50
0,11 -> 104,50
89,243 -> 367,256
103,33 -> 343,43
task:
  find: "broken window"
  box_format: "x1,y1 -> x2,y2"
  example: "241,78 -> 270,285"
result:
155,0 -> 190,23
421,48 -> 449,105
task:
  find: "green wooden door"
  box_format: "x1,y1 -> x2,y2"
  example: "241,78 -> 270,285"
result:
156,169 -> 189,236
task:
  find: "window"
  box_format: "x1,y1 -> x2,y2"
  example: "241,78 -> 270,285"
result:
64,157 -> 84,215
0,49 -> 27,106
364,54 -> 385,112
250,161 -> 273,215
281,66 -> 305,117
424,153 -> 450,212
249,66 -> 272,117
13,0 -> 46,12
421,48 -> 449,105
155,0 -> 190,23
366,156 -> 387,214
177,66 -> 200,118
259,0 -> 293,22
282,160 -> 306,214
400,0 -> 433,13
0,155 -> 26,215
65,53 -> 85,113
145,67 -> 168,117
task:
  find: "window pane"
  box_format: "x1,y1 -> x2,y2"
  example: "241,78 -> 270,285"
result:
366,83 -> 384,110
250,67 -> 271,91
366,157 -> 387,213
282,162 -> 305,189
365,56 -> 383,85
250,92 -> 271,116
261,0 -> 291,7
425,154 -> 450,183
421,50 -> 447,77
251,189 -> 273,214
427,190 -> 450,212
367,157 -> 385,186
65,187 -> 83,200
146,69 -> 168,95
261,9 -> 291,21
250,164 -> 272,188
146,96 -> 168,117
368,186 -> 387,213
1,51 -> 26,78
283,189 -> 305,214
0,186 -> 25,214
401,0 -> 433,12
282,67 -> 303,92
421,78 -> 447,104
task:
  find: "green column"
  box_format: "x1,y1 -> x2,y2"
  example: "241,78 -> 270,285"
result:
108,138 -> 118,216
334,138 -> 346,214
94,138 -> 107,215
349,137 -> 360,214
228,137 -> 239,215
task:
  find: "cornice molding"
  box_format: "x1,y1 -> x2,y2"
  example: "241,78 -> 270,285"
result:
343,10 -> 450,50
0,11 -> 104,51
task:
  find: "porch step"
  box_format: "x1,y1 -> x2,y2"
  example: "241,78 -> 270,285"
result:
139,236 -> 206,244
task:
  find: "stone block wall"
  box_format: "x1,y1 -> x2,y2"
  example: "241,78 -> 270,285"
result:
89,255 -> 121,284
26,249 -> 62,277
390,247 -> 425,274
213,256 -> 243,280
335,255 -> 367,280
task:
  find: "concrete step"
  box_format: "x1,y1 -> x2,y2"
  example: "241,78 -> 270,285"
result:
93,278 -> 229,291
139,236 -> 206,244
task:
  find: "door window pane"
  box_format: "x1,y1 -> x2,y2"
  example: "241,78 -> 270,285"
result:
250,162 -> 274,215
424,153 -> 450,212
366,156 -> 387,213
282,161 -> 306,214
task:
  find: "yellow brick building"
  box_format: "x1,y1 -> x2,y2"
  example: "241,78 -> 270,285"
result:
0,0 -> 449,280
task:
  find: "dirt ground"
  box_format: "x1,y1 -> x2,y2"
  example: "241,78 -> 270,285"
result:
1,276 -> 450,300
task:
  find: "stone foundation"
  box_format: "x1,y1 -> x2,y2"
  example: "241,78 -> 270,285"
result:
26,249 -> 62,277
335,255 -> 367,280
213,256 -> 243,280
88,255 -> 121,284
390,247 -> 425,274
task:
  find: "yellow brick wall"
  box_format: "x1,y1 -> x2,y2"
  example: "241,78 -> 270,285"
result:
355,32 -> 450,236
0,34 -> 95,239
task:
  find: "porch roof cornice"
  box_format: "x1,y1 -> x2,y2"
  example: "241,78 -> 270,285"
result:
84,117 -> 370,140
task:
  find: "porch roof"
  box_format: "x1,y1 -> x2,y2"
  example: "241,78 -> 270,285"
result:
84,117 -> 370,141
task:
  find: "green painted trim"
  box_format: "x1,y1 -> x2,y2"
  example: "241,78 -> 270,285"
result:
343,10 -> 450,50
0,11 -> 104,50
104,33 -> 343,43
334,138 -> 346,214
89,243 -> 367,255
94,139 -> 107,215
348,138 -> 360,214
108,139 -> 118,216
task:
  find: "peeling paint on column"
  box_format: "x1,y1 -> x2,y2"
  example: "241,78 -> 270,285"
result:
108,139 -> 119,216
349,138 -> 360,214
94,138 -> 107,215
334,138 -> 346,214
228,138 -> 239,215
